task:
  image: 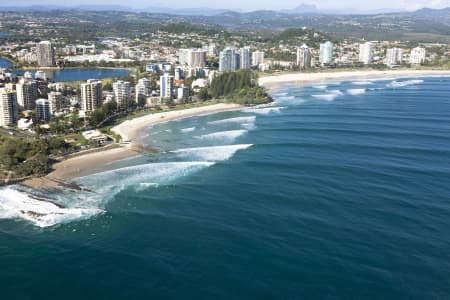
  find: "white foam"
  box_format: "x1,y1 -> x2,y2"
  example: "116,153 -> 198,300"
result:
245,106 -> 286,115
195,130 -> 247,142
330,90 -> 343,95
387,79 -> 424,88
278,96 -> 295,101
171,144 -> 253,161
312,94 -> 337,101
0,187 -> 103,228
312,85 -> 328,89
352,81 -> 373,85
0,161 -> 216,228
181,127 -> 196,133
208,116 -> 256,125
78,161 -> 215,193
347,89 -> 367,95
241,123 -> 256,130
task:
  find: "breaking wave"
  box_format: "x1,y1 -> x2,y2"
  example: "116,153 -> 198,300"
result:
171,144 -> 253,161
312,85 -> 328,89
0,187 -> 103,228
312,90 -> 342,101
0,161 -> 215,228
77,161 -> 215,192
347,89 -> 367,95
181,127 -> 196,133
195,130 -> 248,142
245,106 -> 286,115
387,79 -> 424,88
208,116 -> 256,126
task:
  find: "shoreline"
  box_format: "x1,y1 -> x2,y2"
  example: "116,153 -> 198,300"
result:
21,103 -> 243,190
112,103 -> 243,147
258,69 -> 450,90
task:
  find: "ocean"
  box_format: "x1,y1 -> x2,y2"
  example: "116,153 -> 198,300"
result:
1,76 -> 450,299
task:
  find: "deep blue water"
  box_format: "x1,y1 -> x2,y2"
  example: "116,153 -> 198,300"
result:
1,77 -> 450,299
0,32 -> 12,37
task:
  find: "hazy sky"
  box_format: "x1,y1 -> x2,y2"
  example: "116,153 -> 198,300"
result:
6,0 -> 450,11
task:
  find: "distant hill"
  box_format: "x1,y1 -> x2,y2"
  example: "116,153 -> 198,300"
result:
0,5 -> 449,43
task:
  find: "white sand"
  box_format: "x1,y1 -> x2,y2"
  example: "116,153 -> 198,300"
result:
259,70 -> 450,89
23,103 -> 243,186
112,103 -> 243,146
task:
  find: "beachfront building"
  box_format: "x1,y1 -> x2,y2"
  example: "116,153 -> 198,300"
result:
219,48 -> 240,72
113,80 -> 131,108
297,44 -> 312,70
0,88 -> 18,127
35,98 -> 51,122
80,79 -> 102,113
16,80 -> 38,110
239,47 -> 252,70
160,74 -> 174,99
48,91 -> 63,115
36,41 -> 55,67
252,51 -> 265,67
177,85 -> 190,103
135,78 -> 151,104
385,47 -> 404,66
410,47 -> 426,65
359,42 -> 374,64
319,41 -> 334,64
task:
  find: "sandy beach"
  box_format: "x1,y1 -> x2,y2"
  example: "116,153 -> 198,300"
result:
259,69 -> 450,89
112,103 -> 243,146
21,103 -> 243,189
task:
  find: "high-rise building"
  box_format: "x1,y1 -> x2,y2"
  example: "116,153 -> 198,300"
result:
36,41 -> 55,67
80,79 -> 102,112
219,48 -> 240,72
135,78 -> 151,103
319,41 -> 334,64
35,98 -> 51,122
239,47 -> 252,70
385,48 -> 404,66
16,80 -> 38,110
179,49 -> 207,68
113,80 -> 131,108
410,47 -> 426,65
174,67 -> 183,80
359,42 -> 373,64
252,51 -> 265,67
190,49 -> 207,68
160,74 -> 174,99
0,88 -> 18,127
48,91 -> 63,115
177,85 -> 190,102
297,44 -> 312,70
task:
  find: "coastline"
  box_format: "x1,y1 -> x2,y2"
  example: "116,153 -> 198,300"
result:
259,69 -> 450,90
20,69 -> 450,190
112,103 -> 243,146
21,103 -> 243,189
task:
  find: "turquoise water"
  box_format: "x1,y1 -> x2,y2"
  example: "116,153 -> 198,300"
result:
1,77 -> 450,299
